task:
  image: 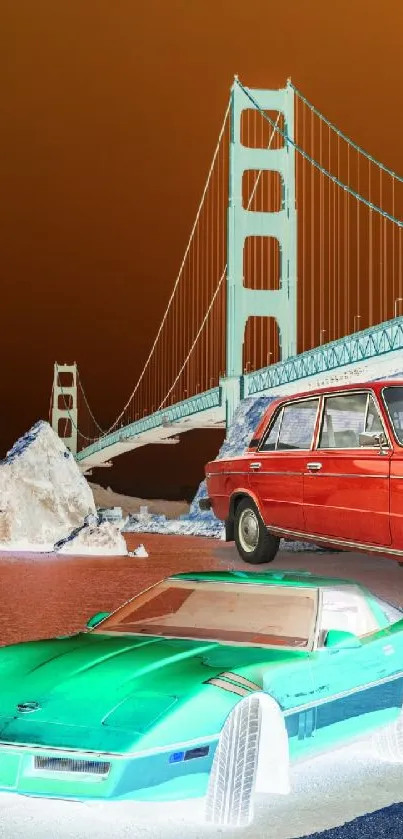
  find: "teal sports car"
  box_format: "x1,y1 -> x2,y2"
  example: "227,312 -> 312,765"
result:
0,570 -> 403,827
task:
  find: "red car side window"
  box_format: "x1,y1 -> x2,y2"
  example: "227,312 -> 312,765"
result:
277,400 -> 319,450
260,399 -> 319,452
260,409 -> 283,451
318,392 -> 369,449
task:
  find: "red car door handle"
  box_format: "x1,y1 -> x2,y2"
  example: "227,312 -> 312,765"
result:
250,462 -> 262,470
307,462 -> 323,471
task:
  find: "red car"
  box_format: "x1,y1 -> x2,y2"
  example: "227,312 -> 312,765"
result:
203,381 -> 403,565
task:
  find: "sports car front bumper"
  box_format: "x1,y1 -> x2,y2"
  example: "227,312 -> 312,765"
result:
0,738 -> 218,803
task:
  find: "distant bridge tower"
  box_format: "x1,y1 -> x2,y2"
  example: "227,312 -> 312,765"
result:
51,362 -> 78,455
221,78 -> 297,424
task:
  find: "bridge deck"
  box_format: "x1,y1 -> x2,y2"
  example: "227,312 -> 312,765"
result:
77,316 -> 403,470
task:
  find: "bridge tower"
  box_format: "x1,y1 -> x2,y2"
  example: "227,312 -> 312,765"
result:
221,78 -> 297,424
51,362 -> 78,455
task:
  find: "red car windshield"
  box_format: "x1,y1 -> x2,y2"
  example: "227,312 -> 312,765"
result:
94,581 -> 317,648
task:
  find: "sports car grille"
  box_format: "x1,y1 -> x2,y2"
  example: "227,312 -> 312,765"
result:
34,757 -> 111,776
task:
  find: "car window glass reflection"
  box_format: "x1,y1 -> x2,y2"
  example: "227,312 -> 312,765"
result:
260,410 -> 282,451
319,393 -> 368,449
370,595 -> 403,627
366,398 -> 384,434
275,399 -> 319,451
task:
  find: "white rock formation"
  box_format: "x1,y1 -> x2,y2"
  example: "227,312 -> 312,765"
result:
0,421 -> 126,555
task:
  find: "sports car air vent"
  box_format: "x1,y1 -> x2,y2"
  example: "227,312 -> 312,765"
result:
34,757 -> 111,776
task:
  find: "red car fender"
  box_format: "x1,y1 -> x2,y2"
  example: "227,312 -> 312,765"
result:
229,487 -> 264,523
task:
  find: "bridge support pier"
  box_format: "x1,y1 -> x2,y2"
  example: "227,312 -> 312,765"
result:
51,362 -> 78,455
219,375 -> 243,428
224,78 -> 297,426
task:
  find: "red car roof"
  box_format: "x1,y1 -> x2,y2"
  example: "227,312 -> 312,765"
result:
251,379 -> 403,441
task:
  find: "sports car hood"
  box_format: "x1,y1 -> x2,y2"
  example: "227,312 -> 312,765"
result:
0,632 -> 303,751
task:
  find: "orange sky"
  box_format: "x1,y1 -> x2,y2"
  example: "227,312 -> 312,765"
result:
1,0 -> 403,496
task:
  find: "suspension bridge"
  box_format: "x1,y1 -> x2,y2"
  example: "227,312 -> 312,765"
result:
51,77 -> 403,473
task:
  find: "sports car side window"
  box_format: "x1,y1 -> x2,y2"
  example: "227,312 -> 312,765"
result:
318,587 -> 378,646
369,595 -> 403,628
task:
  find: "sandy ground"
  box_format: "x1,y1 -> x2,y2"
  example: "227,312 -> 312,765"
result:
0,535 -> 403,838
0,741 -> 401,839
89,483 -> 190,519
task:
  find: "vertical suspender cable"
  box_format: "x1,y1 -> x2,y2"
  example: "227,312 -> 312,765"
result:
300,96 -> 305,352
319,118 -> 324,341
384,215 -> 388,321
328,122 -> 331,339
399,223 -> 402,305
333,133 -> 336,341
311,107 -> 315,349
369,160 -> 373,325
260,111 -> 264,366
216,138 -> 220,383
347,144 -> 350,333
337,134 -> 341,339
357,149 -> 360,326
380,169 -> 383,320
253,110 -> 257,369
392,177 -> 396,314
343,144 -> 348,337
205,166 -> 209,392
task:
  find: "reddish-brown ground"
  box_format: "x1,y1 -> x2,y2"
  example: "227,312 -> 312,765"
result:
1,533 -> 402,647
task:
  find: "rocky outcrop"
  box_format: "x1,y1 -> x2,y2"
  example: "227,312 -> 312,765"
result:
0,421 -> 126,554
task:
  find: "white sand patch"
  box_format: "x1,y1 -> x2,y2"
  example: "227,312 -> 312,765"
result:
128,543 -> 149,557
0,540 -> 55,553
90,483 -> 189,519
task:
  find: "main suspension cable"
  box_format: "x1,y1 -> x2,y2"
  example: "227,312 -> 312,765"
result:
158,112 -> 281,409
75,99 -> 231,441
237,80 -> 403,227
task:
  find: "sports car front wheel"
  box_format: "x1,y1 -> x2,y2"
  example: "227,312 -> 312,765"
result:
205,696 -> 261,827
234,498 -> 280,564
372,713 -> 403,762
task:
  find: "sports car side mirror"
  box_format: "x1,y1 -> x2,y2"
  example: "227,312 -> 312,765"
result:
324,629 -> 362,649
86,611 -> 110,629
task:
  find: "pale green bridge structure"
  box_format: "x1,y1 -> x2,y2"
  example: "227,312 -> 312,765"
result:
51,78 -> 403,472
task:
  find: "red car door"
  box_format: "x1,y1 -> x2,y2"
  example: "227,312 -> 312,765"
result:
249,397 -> 320,532
383,385 -> 403,551
303,390 -> 391,546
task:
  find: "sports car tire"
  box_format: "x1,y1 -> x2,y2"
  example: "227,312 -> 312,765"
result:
205,696 -> 261,827
372,713 -> 403,762
234,498 -> 280,564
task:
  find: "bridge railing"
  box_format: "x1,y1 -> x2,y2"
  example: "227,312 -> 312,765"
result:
244,315 -> 403,397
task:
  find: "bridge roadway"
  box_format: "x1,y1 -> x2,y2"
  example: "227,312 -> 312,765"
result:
76,314 -> 403,472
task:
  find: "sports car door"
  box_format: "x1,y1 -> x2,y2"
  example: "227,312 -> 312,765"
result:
309,587 -> 400,748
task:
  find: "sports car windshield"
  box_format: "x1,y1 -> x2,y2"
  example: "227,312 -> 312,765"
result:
94,581 -> 317,648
